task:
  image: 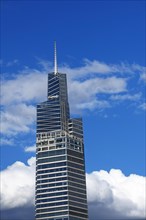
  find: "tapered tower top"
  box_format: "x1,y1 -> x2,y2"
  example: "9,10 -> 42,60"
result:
54,41 -> 58,75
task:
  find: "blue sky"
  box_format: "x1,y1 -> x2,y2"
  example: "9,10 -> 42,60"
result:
1,1 -> 146,219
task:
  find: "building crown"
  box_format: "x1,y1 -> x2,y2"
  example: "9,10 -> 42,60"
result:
54,41 -> 58,75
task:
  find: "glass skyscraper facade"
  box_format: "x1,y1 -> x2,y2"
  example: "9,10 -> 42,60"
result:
35,45 -> 88,220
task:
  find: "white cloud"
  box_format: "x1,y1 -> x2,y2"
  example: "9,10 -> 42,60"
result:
0,59 -> 145,135
1,103 -> 36,135
1,70 -> 47,105
140,73 -> 146,83
87,169 -> 146,219
0,138 -> 14,146
69,77 -> 127,95
6,59 -> 19,67
1,62 -> 128,107
59,59 -> 146,80
25,145 -> 36,152
76,99 -> 110,111
139,102 -> 146,111
110,93 -> 142,101
68,77 -> 127,113
0,157 -> 35,209
1,158 -> 145,219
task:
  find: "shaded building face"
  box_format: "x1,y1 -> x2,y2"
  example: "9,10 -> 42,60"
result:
36,49 -> 88,220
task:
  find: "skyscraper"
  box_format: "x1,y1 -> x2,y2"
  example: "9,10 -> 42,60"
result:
35,43 -> 88,220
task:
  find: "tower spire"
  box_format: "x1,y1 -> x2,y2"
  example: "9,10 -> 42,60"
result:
54,41 -> 58,75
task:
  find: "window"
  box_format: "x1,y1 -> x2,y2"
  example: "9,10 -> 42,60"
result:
36,211 -> 68,218
42,147 -> 48,151
37,156 -> 66,164
36,201 -> 68,209
36,206 -> 68,213
36,186 -> 67,194
37,161 -> 67,170
37,196 -> 68,204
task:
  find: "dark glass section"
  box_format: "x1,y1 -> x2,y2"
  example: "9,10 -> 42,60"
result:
36,191 -> 68,198
36,206 -> 68,213
67,161 -> 85,170
36,211 -> 68,218
37,167 -> 67,174
37,73 -> 70,133
68,181 -> 86,189
37,161 -> 67,170
36,176 -> 67,184
37,186 -> 67,194
68,118 -> 83,139
67,149 -> 84,158
69,201 -> 87,209
37,196 -> 68,203
36,181 -> 67,189
37,149 -> 66,158
36,201 -> 68,209
67,156 -> 84,165
37,155 -> 66,164
69,211 -> 88,218
69,196 -> 87,204
37,101 -> 62,133
37,172 -> 67,179
68,186 -> 86,194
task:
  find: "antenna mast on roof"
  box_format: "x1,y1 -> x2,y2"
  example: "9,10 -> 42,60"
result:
54,41 -> 58,75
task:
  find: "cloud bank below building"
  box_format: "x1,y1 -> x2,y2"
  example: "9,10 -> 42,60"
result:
1,157 -> 145,220
87,170 -> 145,219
